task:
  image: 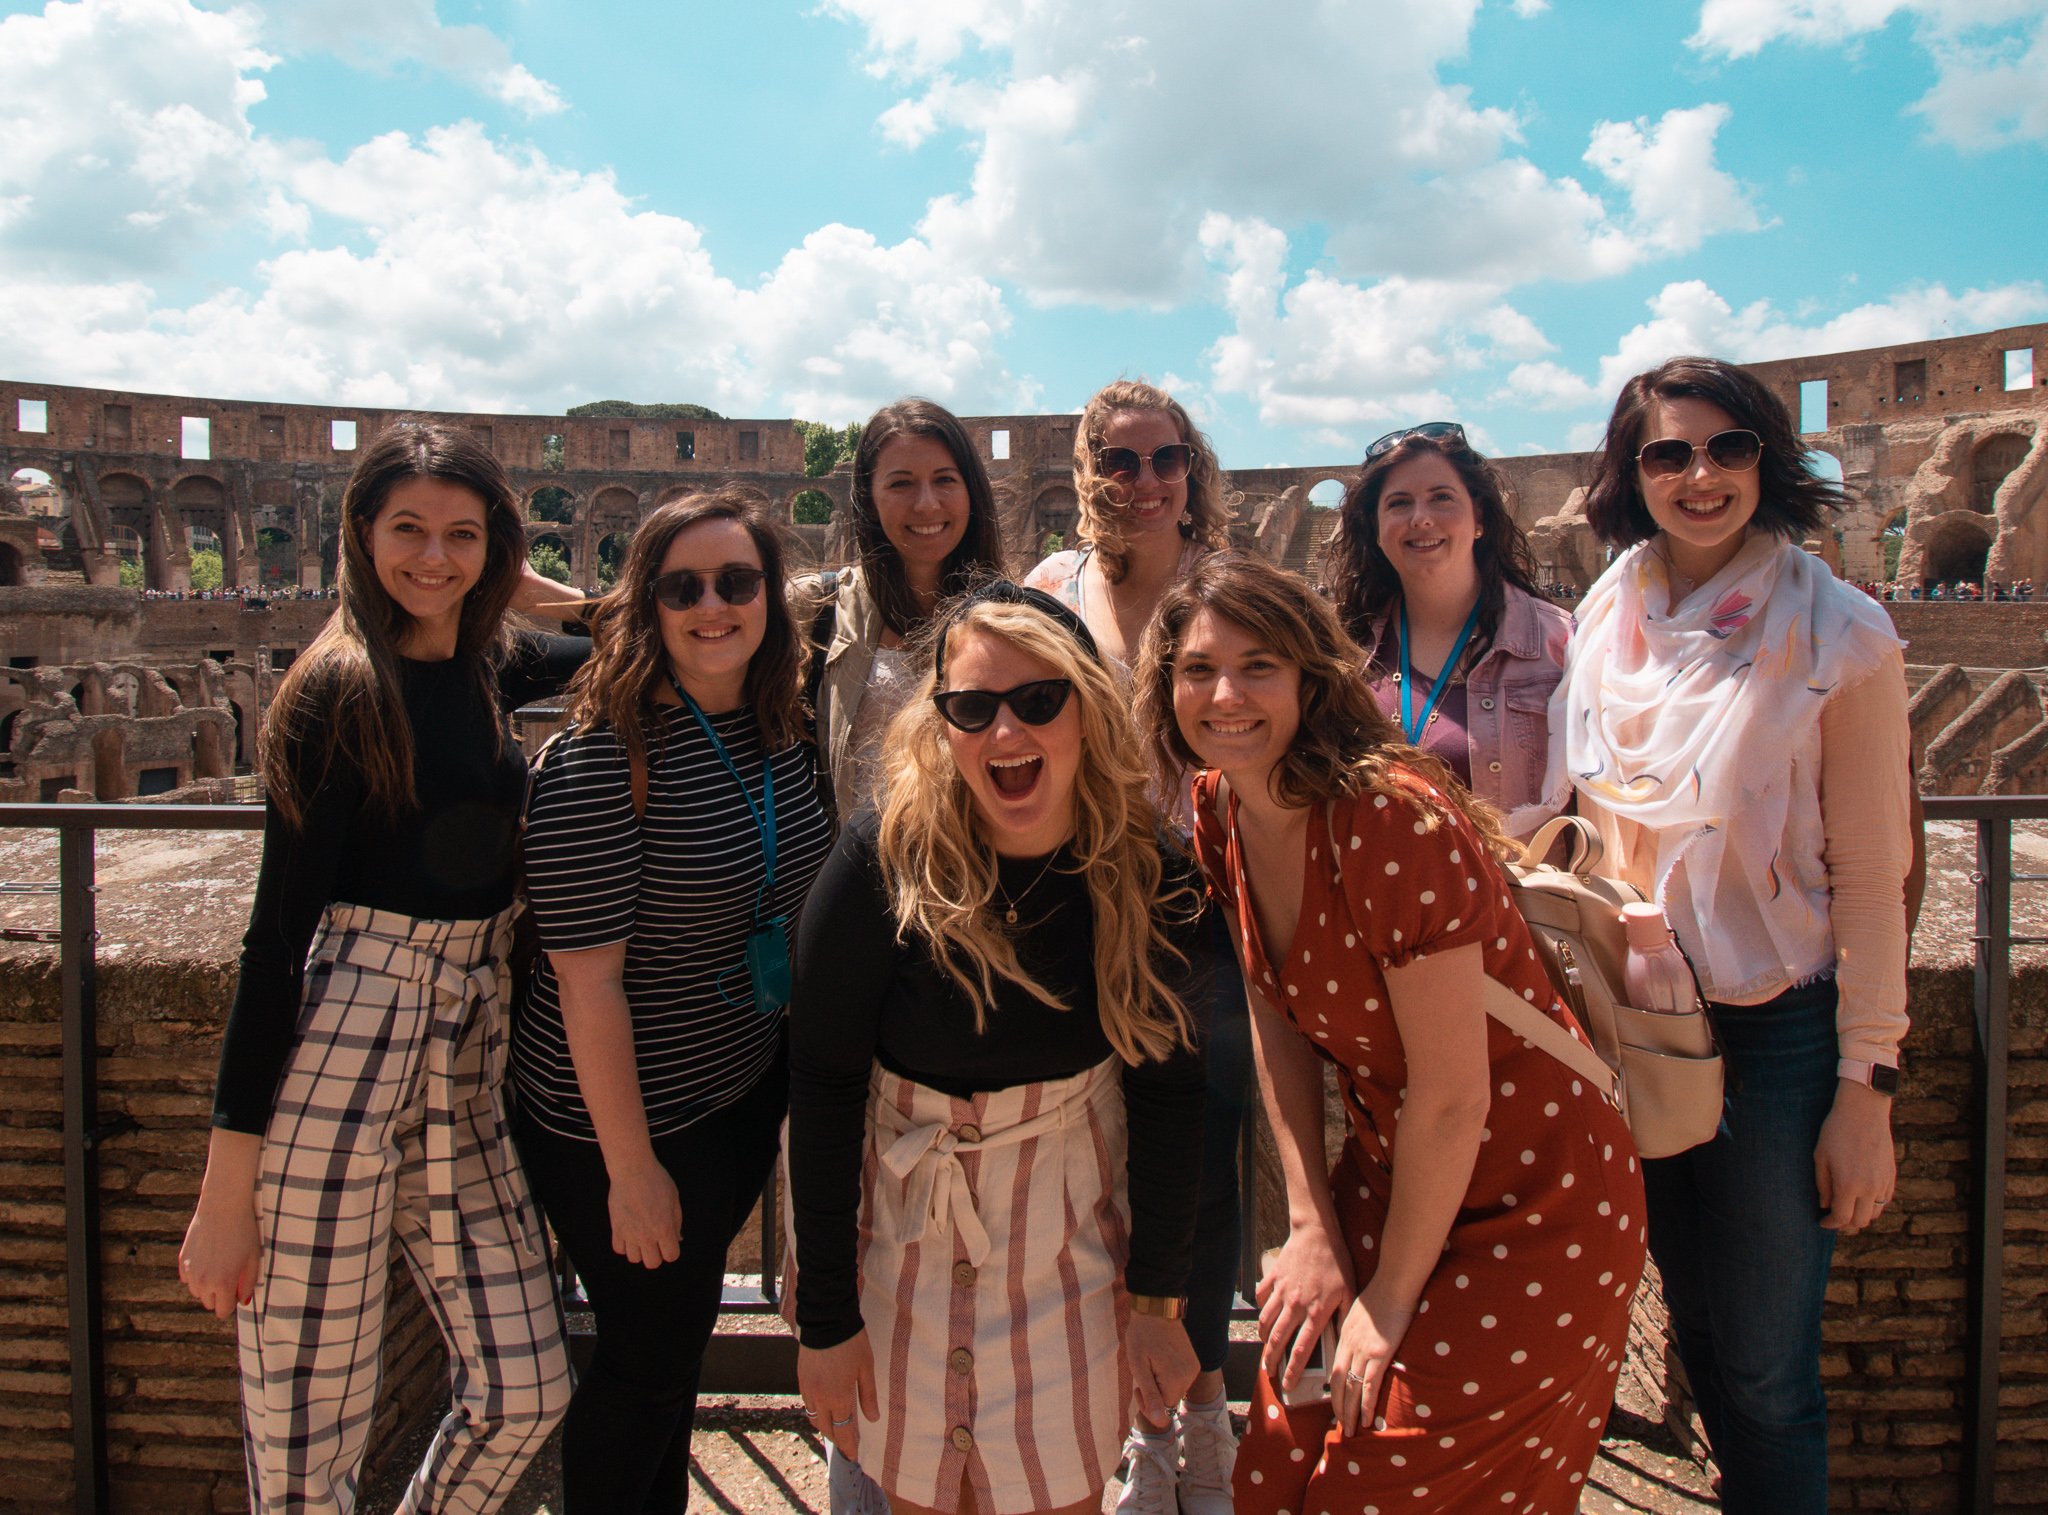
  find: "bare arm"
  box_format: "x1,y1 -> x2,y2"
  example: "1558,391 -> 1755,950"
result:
1248,983 -> 1355,1389
550,942 -> 681,1268
1329,941 -> 1491,1435
179,1127 -> 264,1319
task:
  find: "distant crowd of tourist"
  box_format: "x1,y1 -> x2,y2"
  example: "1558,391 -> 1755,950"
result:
1854,578 -> 2035,602
137,585 -> 340,602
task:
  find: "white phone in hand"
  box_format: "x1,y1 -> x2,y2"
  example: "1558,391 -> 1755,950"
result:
1277,1322 -> 1342,1407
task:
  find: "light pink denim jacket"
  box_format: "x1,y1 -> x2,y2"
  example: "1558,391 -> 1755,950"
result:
1364,584 -> 1573,839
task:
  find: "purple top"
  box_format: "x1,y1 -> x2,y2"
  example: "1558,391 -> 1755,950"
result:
1367,616 -> 1474,789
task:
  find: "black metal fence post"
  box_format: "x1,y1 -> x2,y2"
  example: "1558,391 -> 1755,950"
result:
1964,814 -> 2013,1512
58,820 -> 110,1515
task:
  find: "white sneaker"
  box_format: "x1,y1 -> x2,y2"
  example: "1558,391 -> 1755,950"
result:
1113,1427 -> 1181,1515
1176,1398 -> 1238,1515
827,1443 -> 891,1515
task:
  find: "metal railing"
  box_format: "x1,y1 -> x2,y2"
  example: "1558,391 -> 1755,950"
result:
1,797 -> 2033,1513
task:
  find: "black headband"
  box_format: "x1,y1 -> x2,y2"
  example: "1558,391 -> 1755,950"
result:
932,579 -> 1101,677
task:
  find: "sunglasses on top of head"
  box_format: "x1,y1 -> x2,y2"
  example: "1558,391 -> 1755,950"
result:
1097,443 -> 1194,485
932,678 -> 1074,733
1365,421 -> 1466,461
1635,429 -> 1763,479
649,566 -> 766,612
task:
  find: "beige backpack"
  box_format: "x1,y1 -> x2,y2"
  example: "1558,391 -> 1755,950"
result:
1494,814 -> 1724,1160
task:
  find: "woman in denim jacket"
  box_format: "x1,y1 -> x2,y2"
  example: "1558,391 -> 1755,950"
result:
1323,422 -> 1571,838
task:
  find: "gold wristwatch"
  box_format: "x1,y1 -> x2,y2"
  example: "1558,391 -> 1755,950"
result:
1129,1293 -> 1188,1319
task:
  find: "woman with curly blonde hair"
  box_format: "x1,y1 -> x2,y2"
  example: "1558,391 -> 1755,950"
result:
1025,381 -> 1247,1511
1136,551 -> 1644,1514
787,581 -> 1208,1515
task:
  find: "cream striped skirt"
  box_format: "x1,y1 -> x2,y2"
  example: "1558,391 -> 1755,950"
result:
843,1057 -> 1134,1514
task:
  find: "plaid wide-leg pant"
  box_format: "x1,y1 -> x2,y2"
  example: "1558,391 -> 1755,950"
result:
237,904 -> 571,1515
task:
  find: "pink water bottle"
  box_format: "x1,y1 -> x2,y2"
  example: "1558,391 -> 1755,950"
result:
1622,903 -> 1694,1014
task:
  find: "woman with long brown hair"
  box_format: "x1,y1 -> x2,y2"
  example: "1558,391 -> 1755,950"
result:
1137,551 -> 1643,1514
787,582 -> 1207,1515
511,487 -> 834,1512
178,420 -> 582,1513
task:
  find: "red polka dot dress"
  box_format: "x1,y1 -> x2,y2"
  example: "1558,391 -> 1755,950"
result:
1194,769 -> 1647,1515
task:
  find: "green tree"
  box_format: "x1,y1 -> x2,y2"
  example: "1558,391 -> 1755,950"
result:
190,547 -> 223,591
118,558 -> 144,588
792,490 -> 834,525
567,401 -> 724,421
542,433 -> 565,471
795,419 -> 863,478
529,542 -> 571,584
1884,519 -> 1905,580
597,535 -> 625,590
531,485 -> 574,524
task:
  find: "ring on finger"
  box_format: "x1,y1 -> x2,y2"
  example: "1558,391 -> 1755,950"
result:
1345,1370 -> 1366,1385
832,1414 -> 854,1427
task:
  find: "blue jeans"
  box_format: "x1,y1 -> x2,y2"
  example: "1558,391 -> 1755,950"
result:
1642,978 -> 1840,1515
1184,900 -> 1253,1375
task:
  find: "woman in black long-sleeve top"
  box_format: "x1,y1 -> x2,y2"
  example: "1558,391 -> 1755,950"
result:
178,421 -> 583,1515
788,581 -> 1207,1515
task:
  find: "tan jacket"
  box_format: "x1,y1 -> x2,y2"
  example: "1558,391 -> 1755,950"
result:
805,563 -> 889,820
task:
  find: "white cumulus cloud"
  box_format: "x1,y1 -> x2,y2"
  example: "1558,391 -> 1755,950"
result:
267,0 -> 567,117
1691,0 -> 2048,147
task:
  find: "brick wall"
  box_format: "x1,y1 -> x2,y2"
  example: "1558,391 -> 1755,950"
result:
0,955 -> 447,1513
1882,603 -> 2048,669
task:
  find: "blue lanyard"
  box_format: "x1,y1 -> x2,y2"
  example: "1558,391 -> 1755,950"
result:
668,673 -> 777,896
1397,600 -> 1479,747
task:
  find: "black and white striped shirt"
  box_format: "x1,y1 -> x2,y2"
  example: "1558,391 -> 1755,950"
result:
510,703 -> 832,1141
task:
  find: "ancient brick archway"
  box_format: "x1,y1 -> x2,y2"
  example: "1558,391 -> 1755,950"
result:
1973,433 -> 2030,513
1922,512 -> 1994,587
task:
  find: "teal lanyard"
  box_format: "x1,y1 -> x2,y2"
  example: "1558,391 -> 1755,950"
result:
668,673 -> 777,905
1397,601 -> 1479,747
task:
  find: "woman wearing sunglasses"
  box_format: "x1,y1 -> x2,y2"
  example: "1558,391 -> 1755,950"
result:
1558,356 -> 1911,1515
1323,421 -> 1571,840
178,422 -> 582,1512
510,487 -> 834,1513
812,398 -> 1009,821
787,581 -> 1207,1515
1136,551 -> 1643,1514
1024,380 -> 1247,1513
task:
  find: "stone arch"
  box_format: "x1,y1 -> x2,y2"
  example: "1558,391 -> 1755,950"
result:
1922,512 -> 1993,588
591,485 -> 639,520
528,484 -> 574,525
596,532 -> 628,590
1972,433 -> 2030,513
0,541 -> 21,587
1807,448 -> 1845,485
0,708 -> 18,768
1307,478 -> 1347,510
173,473 -> 231,584
1031,484 -> 1079,557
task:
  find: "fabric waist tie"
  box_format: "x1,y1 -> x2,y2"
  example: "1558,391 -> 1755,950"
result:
310,905 -> 532,1292
875,1060 -> 1118,1268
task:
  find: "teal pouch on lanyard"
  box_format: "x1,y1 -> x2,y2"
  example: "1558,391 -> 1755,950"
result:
672,674 -> 792,1015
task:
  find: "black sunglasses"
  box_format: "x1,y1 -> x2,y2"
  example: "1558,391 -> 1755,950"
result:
1365,421 -> 1467,461
1097,443 -> 1193,484
649,566 -> 766,612
1635,429 -> 1763,479
932,678 -> 1074,733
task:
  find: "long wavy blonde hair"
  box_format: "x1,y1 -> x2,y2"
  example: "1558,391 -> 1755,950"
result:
876,598 -> 1196,1065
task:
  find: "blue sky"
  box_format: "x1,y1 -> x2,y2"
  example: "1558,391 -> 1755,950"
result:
2,0 -> 2045,470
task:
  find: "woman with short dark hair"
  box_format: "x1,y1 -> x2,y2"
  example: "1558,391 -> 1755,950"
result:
512,487 -> 834,1513
1559,356 -> 1911,1514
